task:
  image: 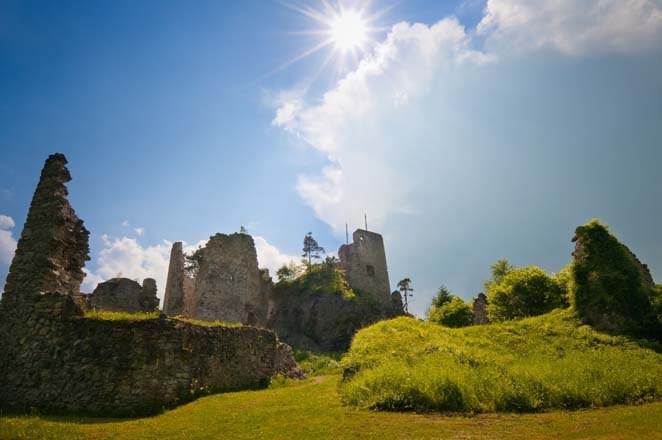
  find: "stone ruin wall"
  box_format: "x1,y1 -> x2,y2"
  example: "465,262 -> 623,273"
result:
0,293 -> 297,416
338,229 -> 392,307
88,277 -> 159,313
0,153 -> 300,416
472,292 -> 489,325
164,234 -> 270,327
3,153 -> 89,305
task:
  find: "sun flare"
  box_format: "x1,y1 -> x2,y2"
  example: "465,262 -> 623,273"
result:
329,10 -> 368,51
274,1 -> 393,79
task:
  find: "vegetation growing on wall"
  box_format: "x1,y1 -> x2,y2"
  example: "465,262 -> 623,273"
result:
571,219 -> 659,336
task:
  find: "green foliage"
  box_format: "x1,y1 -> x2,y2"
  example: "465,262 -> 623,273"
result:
302,232 -> 325,266
339,310 -> 662,414
431,285 -> 453,309
571,219 -> 658,335
83,309 -> 160,321
428,296 -> 473,328
184,246 -> 204,278
487,259 -> 514,285
174,317 -> 242,327
276,261 -> 303,283
397,278 -> 414,313
487,266 -> 564,322
277,263 -> 358,301
293,350 -> 342,376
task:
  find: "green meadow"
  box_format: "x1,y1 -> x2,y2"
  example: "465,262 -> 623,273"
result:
2,375 -> 661,440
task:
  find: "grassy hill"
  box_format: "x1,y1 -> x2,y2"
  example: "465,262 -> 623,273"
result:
339,309 -> 662,413
2,376 -> 661,440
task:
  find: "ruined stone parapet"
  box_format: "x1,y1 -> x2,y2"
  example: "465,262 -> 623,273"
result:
0,307 -> 300,416
338,229 -> 391,306
140,278 -> 159,311
163,242 -> 187,316
89,278 -> 159,313
472,292 -> 489,325
3,153 -> 89,303
191,233 -> 268,325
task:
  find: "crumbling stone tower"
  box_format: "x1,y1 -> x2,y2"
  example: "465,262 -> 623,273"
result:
190,233 -> 269,325
163,242 -> 193,316
338,229 -> 391,306
3,153 -> 89,304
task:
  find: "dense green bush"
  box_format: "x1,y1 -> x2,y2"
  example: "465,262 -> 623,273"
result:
486,266 -> 564,322
339,310 -> 662,414
428,296 -> 473,328
276,262 -> 358,301
571,219 -> 658,335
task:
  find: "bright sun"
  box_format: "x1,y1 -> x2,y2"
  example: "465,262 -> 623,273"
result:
330,10 -> 367,51
275,1 -> 390,78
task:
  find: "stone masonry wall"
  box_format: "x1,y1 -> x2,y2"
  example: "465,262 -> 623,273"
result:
163,242 -> 187,316
0,293 -> 299,416
88,277 -> 159,313
3,153 -> 89,304
191,233 -> 268,325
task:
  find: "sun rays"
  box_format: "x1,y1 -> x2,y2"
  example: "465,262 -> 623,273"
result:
273,1 -> 394,80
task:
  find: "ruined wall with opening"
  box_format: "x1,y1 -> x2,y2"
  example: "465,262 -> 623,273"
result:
338,229 -> 392,306
164,236 -> 272,327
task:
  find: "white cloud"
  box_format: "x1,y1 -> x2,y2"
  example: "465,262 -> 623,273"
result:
478,0 -> 662,55
0,215 -> 17,266
121,220 -> 129,227
82,235 -> 171,303
272,0 -> 662,315
253,236 -> 299,277
134,227 -> 145,236
82,234 -> 297,304
274,18 -> 489,231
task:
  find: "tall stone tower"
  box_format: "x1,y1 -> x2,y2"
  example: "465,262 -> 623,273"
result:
338,229 -> 391,306
163,242 -> 188,316
3,153 -> 89,303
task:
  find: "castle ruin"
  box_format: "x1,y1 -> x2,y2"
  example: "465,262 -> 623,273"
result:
338,229 -> 392,306
0,154 -> 300,416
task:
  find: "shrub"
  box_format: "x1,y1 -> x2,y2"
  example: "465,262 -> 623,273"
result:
487,266 -> 564,322
339,311 -> 662,414
429,296 -> 473,328
571,219 -> 657,335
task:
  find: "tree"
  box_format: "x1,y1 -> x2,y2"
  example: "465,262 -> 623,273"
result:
429,296 -> 473,328
397,278 -> 414,313
484,259 -> 514,291
239,225 -> 247,234
431,285 -> 453,309
487,266 -> 564,322
184,246 -> 204,279
276,261 -> 303,283
302,232 -> 325,266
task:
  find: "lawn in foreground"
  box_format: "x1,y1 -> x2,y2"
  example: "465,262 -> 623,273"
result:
1,376 -> 661,440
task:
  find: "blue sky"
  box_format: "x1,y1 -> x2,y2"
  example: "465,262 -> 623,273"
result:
1,0 -> 661,316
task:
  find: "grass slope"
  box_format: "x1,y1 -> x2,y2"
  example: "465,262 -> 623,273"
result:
340,309 -> 662,413
1,376 -> 661,440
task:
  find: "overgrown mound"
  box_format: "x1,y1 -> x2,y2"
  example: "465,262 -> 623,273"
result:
571,220 -> 660,336
275,263 -> 360,301
269,264 -> 395,352
339,310 -> 662,413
